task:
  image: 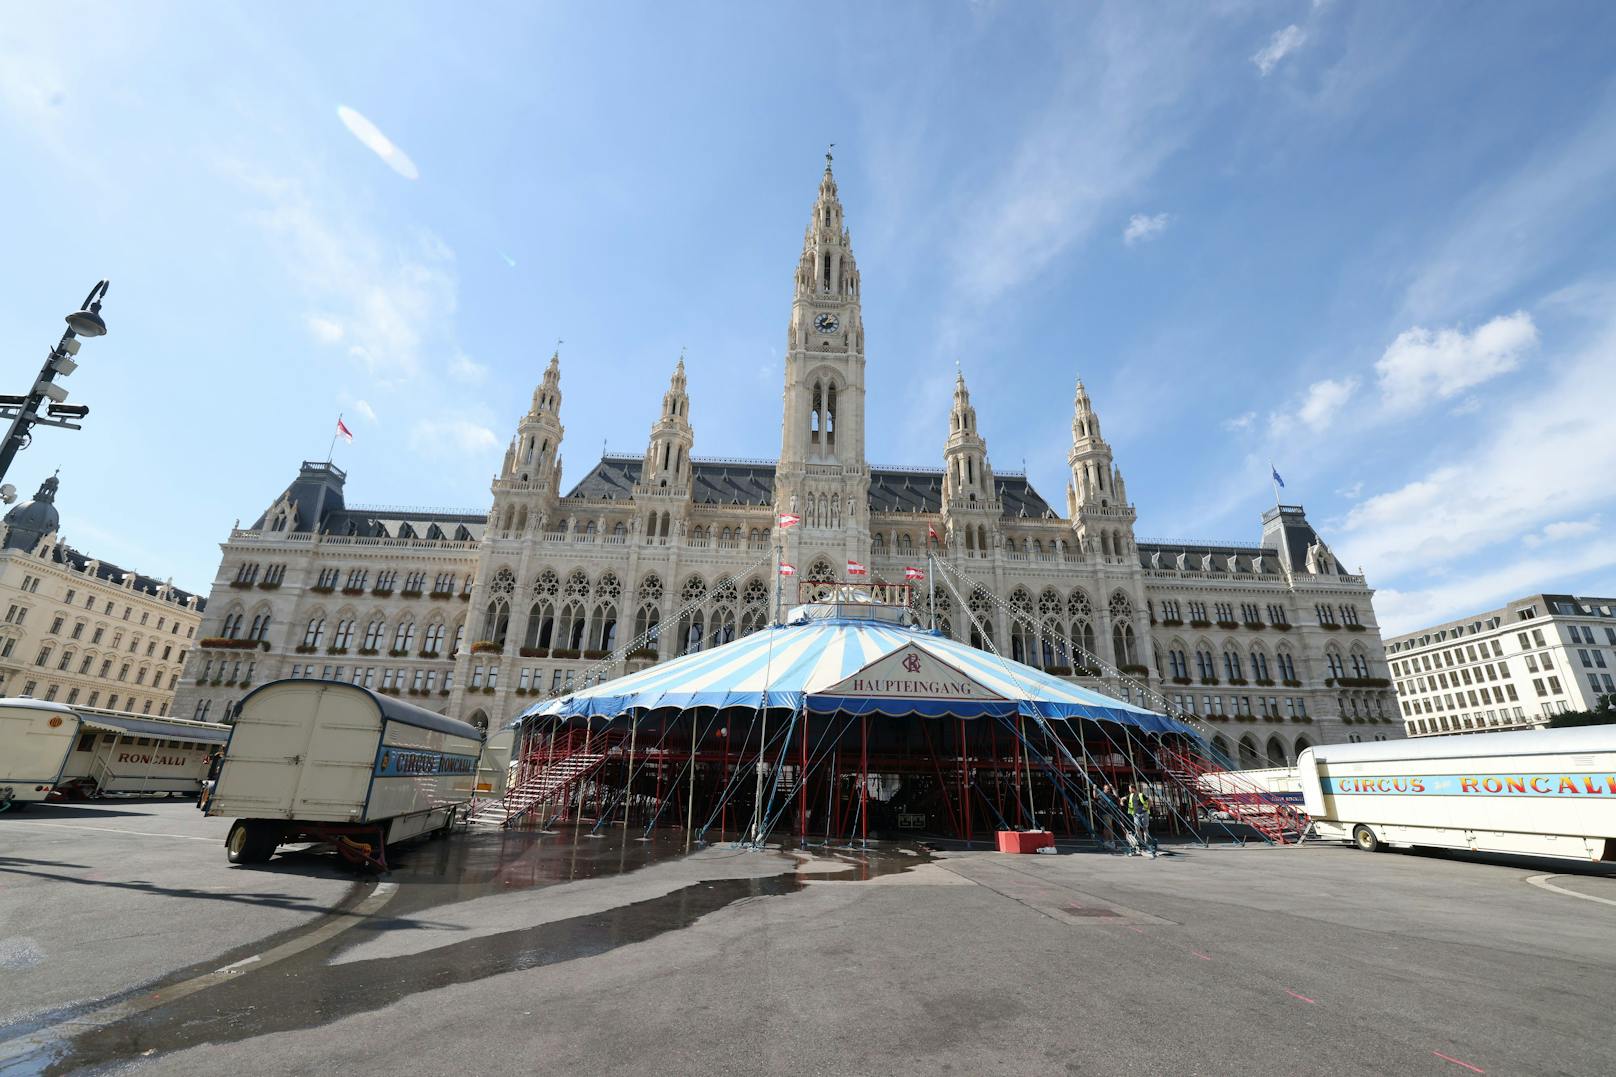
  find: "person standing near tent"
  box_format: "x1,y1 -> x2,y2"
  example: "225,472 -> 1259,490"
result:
1125,785 -> 1155,858
1096,782 -> 1120,848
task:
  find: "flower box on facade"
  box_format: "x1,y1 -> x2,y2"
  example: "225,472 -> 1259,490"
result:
582,650 -> 608,661
401,589 -> 424,598
1282,679 -> 1302,688
310,586 -> 335,594
1262,715 -> 1284,723
1320,623 -> 1341,630
210,677 -> 224,686
438,689 -> 451,696
295,644 -> 316,654
1075,667 -> 1100,678
1204,714 -> 1228,722
195,676 -> 207,685
459,593 -> 472,602
470,640 -> 502,655
1243,621 -> 1265,630
1200,677 -> 1220,686
358,647 -> 379,656
342,587 -> 365,596
257,581 -> 281,590
1334,676 -> 1391,689
228,581 -> 254,590
389,648 -> 410,657
1345,624 -> 1368,631
519,646 -> 550,658
627,649 -> 657,661
481,686 -> 495,694
1189,619 -> 1212,628
373,588 -> 394,597
1159,618 -> 1183,627
1290,715 -> 1313,723
1255,678 -> 1275,687
199,637 -> 261,650
1227,678 -> 1249,686
1171,676 -> 1192,685
1271,623 -> 1291,631
1120,664 -> 1150,677
327,647 -> 348,655
1216,620 -> 1239,629
416,650 -> 439,659
1233,713 -> 1256,722
551,648 -> 580,660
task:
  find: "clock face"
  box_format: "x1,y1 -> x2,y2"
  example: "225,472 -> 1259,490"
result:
814,313 -> 840,334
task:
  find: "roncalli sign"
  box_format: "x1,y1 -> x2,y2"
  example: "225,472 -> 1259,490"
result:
824,644 -> 1004,701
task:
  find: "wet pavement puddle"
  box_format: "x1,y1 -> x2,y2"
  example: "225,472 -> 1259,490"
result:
1,827 -> 922,1075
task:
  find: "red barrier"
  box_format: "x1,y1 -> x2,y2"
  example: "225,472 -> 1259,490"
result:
996,829 -> 1054,853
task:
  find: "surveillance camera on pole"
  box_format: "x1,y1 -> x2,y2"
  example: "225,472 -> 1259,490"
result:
0,280 -> 109,482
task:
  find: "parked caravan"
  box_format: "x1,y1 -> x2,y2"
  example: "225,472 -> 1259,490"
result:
1,698 -> 228,809
1298,727 -> 1616,862
209,680 -> 482,869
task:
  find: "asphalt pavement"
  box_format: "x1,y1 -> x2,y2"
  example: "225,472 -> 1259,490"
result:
3,801 -> 1613,1076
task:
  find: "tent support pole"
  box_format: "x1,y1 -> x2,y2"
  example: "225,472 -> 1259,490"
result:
918,719 -> 960,838
859,714 -> 869,846
799,706 -> 809,847
685,709 -> 697,852
958,717 -> 971,841
622,712 -> 639,829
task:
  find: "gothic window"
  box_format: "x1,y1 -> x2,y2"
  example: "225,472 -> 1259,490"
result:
1350,652 -> 1370,678
898,533 -> 913,552
1113,622 -> 1138,666
638,574 -> 663,603
634,603 -> 661,645
681,575 -> 707,604
422,623 -> 445,656
563,570 -> 590,599
1251,651 -> 1271,681
825,385 -> 836,446
807,559 -> 836,583
482,600 -> 510,646
392,621 -> 416,653
1223,650 -> 1243,681
593,604 -> 618,653
1196,648 -> 1216,680
558,602 -> 587,651
1168,649 -> 1188,679
302,618 -> 325,649
1326,650 -> 1346,679
363,619 -> 385,651
811,382 -> 822,442
332,619 -> 354,650
220,612 -> 243,639
1068,589 -> 1093,622
525,601 -> 555,649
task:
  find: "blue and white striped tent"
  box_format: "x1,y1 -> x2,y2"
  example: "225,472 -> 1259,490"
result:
523,612 -> 1195,736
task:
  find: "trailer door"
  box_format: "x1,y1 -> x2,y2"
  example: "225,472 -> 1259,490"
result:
289,685 -> 381,819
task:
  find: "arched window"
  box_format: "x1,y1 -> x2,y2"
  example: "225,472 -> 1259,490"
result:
392,620 -> 417,653
422,623 -> 446,656
332,619 -> 355,650
1251,650 -> 1270,681
1223,649 -> 1243,681
302,617 -> 325,648
1326,650 -> 1346,679
363,618 -> 386,651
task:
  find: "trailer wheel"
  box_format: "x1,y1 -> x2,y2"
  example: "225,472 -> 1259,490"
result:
1352,824 -> 1382,852
226,820 -> 279,864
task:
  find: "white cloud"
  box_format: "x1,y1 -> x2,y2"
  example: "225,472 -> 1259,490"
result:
1375,311 -> 1537,411
449,352 -> 488,383
1337,311 -> 1616,583
1374,539 -> 1616,635
1336,480 -> 1363,500
410,418 -> 498,456
307,315 -> 345,344
1251,25 -> 1306,76
336,105 -> 419,180
1123,212 -> 1171,245
1270,377 -> 1357,435
1521,517 -> 1601,549
353,399 -> 378,424
1222,410 -> 1256,432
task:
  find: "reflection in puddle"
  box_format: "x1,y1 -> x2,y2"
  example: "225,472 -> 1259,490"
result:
30,828 -> 922,1075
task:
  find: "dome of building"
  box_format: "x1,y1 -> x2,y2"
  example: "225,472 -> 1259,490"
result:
3,474 -> 62,551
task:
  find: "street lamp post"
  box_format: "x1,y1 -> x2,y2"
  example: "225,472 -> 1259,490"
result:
0,280 -> 109,494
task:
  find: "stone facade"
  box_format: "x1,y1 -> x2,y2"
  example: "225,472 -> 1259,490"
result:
174,156 -> 1397,766
0,476 -> 204,715
1387,592 -> 1616,737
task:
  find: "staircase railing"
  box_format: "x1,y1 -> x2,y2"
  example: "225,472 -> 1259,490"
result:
1156,744 -> 1310,845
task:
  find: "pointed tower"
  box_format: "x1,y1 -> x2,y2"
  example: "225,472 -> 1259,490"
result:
642,355 -> 694,488
941,371 -> 1001,553
490,349 -> 566,539
1065,377 -> 1136,559
633,355 -> 696,540
774,150 -> 871,563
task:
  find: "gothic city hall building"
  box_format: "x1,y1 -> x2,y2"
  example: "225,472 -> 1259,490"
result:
175,158 -> 1397,767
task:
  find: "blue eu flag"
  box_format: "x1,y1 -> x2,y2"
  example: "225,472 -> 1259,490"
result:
1271,466 -> 1285,488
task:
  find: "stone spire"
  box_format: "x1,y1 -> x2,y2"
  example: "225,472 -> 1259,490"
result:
643,354 -> 694,489
1065,376 -> 1135,559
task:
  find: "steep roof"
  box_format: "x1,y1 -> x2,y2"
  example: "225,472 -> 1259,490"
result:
564,455 -> 1056,518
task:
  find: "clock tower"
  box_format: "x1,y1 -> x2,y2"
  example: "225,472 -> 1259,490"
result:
774,150 -> 870,565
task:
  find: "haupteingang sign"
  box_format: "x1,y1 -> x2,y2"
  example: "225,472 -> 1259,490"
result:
822,643 -> 1005,702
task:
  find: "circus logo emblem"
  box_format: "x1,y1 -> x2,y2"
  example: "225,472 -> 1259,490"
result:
824,644 -> 1005,702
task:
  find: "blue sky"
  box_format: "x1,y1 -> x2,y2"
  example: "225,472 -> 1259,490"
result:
1,2 -> 1613,633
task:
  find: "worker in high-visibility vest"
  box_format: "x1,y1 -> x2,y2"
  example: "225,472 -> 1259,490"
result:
1124,786 -> 1156,858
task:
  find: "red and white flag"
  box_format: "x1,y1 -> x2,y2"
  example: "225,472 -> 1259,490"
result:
903,566 -> 925,581
776,512 -> 800,529
335,416 -> 354,443
846,560 -> 867,576
778,562 -> 797,577
927,525 -> 941,544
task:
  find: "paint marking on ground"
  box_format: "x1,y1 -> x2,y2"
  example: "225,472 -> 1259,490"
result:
1525,873 -> 1616,908
1191,950 -> 1212,961
1284,989 -> 1315,1004
0,881 -> 397,1066
1127,925 -> 1146,935
5,821 -> 217,842
1432,1050 -> 1485,1073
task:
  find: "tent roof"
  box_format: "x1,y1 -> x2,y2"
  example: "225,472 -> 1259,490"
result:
523,615 -> 1195,735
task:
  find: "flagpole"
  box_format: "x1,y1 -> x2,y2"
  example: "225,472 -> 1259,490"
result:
1269,460 -> 1282,511
328,412 -> 343,464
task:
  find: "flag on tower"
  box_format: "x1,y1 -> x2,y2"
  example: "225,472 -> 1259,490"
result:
1270,465 -> 1284,488
778,562 -> 797,577
903,566 -> 925,581
777,512 -> 800,529
335,416 -> 354,443
846,560 -> 867,576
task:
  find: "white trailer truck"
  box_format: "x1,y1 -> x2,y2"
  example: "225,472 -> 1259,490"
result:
208,680 -> 483,869
1,698 -> 228,810
1298,726 -> 1616,862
